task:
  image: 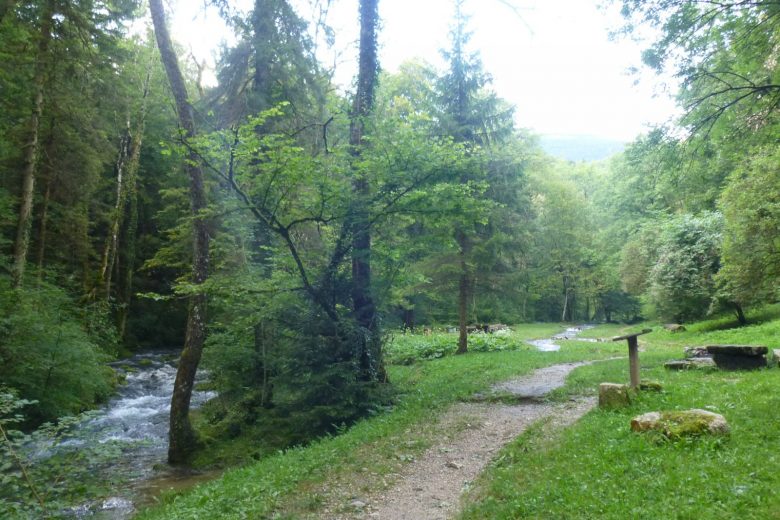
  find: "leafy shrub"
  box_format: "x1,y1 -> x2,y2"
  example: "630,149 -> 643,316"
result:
0,276 -> 114,427
385,330 -> 530,365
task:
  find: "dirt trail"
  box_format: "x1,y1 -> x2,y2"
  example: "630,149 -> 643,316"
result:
330,362 -> 599,520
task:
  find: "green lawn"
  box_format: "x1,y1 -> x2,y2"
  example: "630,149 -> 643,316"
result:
462,315 -> 780,520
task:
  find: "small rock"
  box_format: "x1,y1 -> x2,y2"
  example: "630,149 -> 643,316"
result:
684,346 -> 709,358
664,358 -> 715,370
349,499 -> 367,510
664,324 -> 686,332
445,460 -> 463,470
631,409 -> 730,438
665,360 -> 693,370
767,349 -> 780,368
598,383 -> 631,410
639,381 -> 663,392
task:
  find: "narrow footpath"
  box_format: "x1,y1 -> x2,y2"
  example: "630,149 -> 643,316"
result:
327,361 -> 600,520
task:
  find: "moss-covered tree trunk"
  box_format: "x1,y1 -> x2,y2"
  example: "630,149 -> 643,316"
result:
150,0 -> 210,465
349,0 -> 382,379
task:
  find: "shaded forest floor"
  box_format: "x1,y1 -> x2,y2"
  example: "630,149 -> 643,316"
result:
137,311 -> 780,519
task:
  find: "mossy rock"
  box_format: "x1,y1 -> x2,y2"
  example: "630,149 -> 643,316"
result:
631,409 -> 729,439
639,380 -> 663,392
137,358 -> 155,367
598,383 -> 632,410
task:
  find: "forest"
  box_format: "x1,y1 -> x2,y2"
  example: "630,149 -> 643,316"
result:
1,0 -> 779,518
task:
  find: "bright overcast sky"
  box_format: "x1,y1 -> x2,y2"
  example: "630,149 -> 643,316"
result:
169,0 -> 680,142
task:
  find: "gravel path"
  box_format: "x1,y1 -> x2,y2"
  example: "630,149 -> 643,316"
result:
329,361 -> 599,520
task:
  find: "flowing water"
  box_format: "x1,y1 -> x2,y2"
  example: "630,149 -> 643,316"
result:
27,351 -> 216,518
526,324 -> 598,351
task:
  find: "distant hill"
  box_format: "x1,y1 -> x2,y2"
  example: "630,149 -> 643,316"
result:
539,134 -> 626,162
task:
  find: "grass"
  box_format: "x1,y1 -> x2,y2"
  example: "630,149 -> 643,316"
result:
384,322 -> 566,364
461,314 -> 780,520
137,311 -> 780,519
136,324 -> 620,519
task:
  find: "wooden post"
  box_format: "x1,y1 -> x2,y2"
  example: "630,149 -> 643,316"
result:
612,329 -> 652,389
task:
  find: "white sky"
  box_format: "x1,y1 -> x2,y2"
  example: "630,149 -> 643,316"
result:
169,0 -> 680,142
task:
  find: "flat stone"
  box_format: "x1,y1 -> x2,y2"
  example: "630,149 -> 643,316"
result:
599,383 -> 631,410
705,345 -> 768,356
692,357 -> 716,368
664,358 -> 716,370
684,346 -> 709,358
711,353 -> 766,370
631,409 -> 729,438
639,381 -> 663,392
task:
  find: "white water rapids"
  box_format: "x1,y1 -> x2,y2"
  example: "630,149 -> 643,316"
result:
27,351 -> 215,519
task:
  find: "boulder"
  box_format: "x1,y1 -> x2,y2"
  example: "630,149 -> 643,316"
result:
664,324 -> 687,333
599,383 -> 631,410
706,345 -> 767,370
631,409 -> 729,438
705,345 -> 768,356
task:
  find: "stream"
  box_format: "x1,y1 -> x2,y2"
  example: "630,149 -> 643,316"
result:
526,324 -> 598,351
28,351 -> 216,519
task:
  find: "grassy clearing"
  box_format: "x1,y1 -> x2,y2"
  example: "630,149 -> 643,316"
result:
462,314 -> 780,520
137,324 -> 618,519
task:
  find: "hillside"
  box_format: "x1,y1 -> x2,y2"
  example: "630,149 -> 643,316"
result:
539,134 -> 626,161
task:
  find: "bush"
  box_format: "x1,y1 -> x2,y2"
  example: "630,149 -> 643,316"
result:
0,276 -> 114,427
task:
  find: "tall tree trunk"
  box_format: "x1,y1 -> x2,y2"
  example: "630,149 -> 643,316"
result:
99,123 -> 132,299
117,57 -> 152,341
456,230 -> 470,354
117,164 -> 138,342
12,0 -> 53,288
35,118 -> 56,280
350,0 -> 380,378
150,0 -> 210,465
